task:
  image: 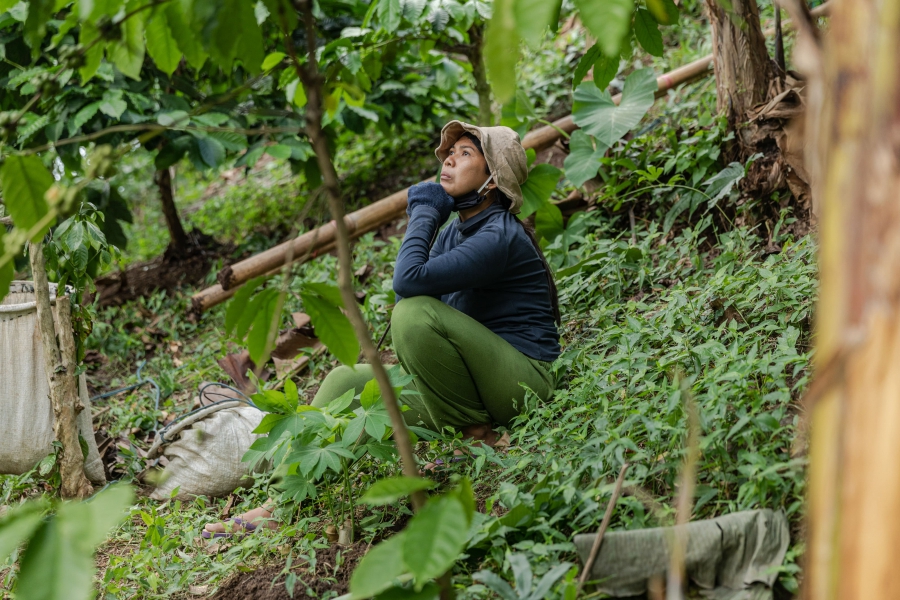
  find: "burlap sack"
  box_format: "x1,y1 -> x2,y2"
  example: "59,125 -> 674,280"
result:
0,281 -> 105,483
150,397 -> 265,500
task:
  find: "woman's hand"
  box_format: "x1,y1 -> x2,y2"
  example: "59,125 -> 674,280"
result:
407,182 -> 454,223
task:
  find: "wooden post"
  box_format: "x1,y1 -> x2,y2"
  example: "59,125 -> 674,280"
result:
797,0 -> 900,597
28,241 -> 92,499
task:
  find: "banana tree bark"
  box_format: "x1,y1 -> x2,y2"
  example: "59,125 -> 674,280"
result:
705,0 -> 778,130
800,0 -> 900,597
28,241 -> 93,499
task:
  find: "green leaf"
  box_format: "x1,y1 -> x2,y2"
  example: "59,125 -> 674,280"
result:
351,531 -> 408,599
572,0 -> 633,57
165,1 -> 207,70
198,136 -> 225,168
305,282 -> 345,307
360,476 -> 436,506
247,289 -> 280,364
513,0 -> 562,49
0,155 -> 53,240
402,495 -> 470,585
376,0 -> 401,32
592,53 -> 619,91
301,292 -> 359,365
23,0 -> 53,56
534,202 -> 564,242
289,442 -> 355,479
261,51 -> 285,70
0,502 -> 44,562
108,9 -> 146,80
279,475 -> 317,503
266,144 -> 293,160
72,101 -> 101,132
78,21 -> 105,84
326,388 -> 356,415
16,485 -> 133,600
646,0 -> 679,25
99,90 -> 127,119
360,378 -> 381,410
572,68 -> 657,148
520,163 -> 562,218
634,8 -> 663,56
572,44 -> 601,89
704,161 -> 744,206
484,0 -> 518,104
145,9 -> 182,76
473,570 -> 518,600
563,130 -> 606,188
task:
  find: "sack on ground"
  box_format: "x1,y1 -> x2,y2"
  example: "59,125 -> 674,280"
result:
150,386 -> 265,500
0,281 -> 105,483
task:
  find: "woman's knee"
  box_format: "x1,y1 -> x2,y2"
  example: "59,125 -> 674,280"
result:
391,296 -> 443,349
311,365 -> 364,408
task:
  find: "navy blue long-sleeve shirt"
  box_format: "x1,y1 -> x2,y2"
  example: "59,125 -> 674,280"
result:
393,202 -> 561,362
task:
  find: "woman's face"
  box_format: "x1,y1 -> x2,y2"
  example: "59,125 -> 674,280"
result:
440,136 -> 496,198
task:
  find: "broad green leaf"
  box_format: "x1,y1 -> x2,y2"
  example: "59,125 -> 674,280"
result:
261,51 -> 285,70
484,0 -> 517,103
572,68 -> 657,148
145,9 -> 182,76
647,0 -> 679,25
534,202 -> 564,242
0,155 -> 53,240
350,531 -> 408,599
634,8 -> 663,57
235,0 -> 264,73
266,144 -> 293,160
279,475 -> 317,503
473,570 -> 518,600
376,0 -> 401,32
529,562 -> 574,600
16,485 -> 132,600
157,110 -> 189,127
360,378 -> 380,409
373,582 -> 441,600
402,496 -> 470,585
72,101 -> 101,132
360,476 -> 436,506
108,9 -> 146,80
247,289 -> 280,364
165,1 -> 207,69
78,22 -> 104,83
592,53 -> 619,91
198,136 -> 225,168
563,130 -> 606,188
326,388 -> 356,415
305,281 -> 344,307
234,288 -> 275,341
704,161 -> 744,206
0,0 -> 19,12
513,0 -> 562,49
572,44 -> 601,89
301,292 -> 359,365
23,0 -> 53,55
573,0 -> 633,57
99,90 -> 127,119
509,553 -> 533,598
0,502 -> 44,562
520,163 -> 561,218
289,442 -> 355,479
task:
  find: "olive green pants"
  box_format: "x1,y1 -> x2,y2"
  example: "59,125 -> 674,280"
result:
312,295 -> 555,432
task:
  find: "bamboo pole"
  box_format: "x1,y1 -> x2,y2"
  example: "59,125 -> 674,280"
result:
191,3 -> 830,314
28,242 -> 93,499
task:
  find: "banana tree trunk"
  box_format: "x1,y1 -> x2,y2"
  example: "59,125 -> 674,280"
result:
802,0 -> 900,597
705,0 -> 777,131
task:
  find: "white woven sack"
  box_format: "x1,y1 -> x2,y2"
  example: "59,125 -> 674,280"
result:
150,404 -> 265,500
0,281 -> 105,483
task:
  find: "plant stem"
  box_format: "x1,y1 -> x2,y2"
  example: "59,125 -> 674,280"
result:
343,459 -> 355,543
290,0 -> 426,511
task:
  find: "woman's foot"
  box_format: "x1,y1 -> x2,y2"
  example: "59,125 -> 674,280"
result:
202,504 -> 278,538
421,424 -> 509,473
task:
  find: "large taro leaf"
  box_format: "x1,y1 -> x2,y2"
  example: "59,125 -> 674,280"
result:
572,68 -> 657,149
563,130 -> 606,188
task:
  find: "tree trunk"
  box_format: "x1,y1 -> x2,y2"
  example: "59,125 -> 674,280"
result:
155,166 -> 190,253
799,0 -> 900,597
28,241 -> 93,499
705,0 -> 778,130
467,24 -> 493,127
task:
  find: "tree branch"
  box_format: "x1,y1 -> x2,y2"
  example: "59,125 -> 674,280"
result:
289,0 -> 426,512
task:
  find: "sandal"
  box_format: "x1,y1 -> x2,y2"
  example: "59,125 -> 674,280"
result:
201,517 -> 262,539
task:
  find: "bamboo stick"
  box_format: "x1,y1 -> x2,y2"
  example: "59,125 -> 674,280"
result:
191,3 -> 830,314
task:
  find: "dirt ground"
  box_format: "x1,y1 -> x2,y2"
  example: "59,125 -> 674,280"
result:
210,543 -> 365,600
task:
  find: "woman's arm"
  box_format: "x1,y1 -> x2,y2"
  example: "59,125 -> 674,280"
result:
393,205 -> 509,298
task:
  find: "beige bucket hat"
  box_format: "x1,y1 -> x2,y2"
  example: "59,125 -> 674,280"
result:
435,120 -> 528,214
